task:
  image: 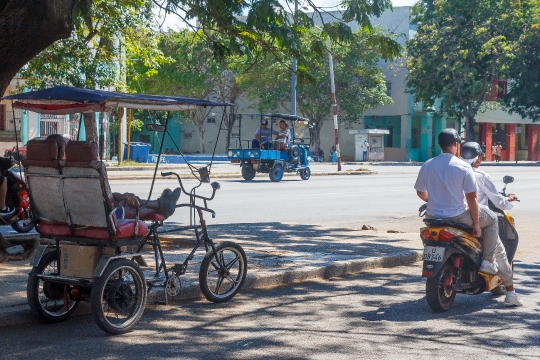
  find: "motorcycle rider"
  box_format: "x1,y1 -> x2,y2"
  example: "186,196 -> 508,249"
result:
460,141 -> 523,306
414,128 -> 499,275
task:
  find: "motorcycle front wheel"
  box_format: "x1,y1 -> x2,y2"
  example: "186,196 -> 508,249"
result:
426,262 -> 456,312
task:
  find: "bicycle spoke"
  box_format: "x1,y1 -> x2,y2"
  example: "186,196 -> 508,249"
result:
214,276 -> 224,294
224,255 -> 240,270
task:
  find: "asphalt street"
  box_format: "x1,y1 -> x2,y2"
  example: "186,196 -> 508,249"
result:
108,165 -> 539,262
1,263 -> 538,359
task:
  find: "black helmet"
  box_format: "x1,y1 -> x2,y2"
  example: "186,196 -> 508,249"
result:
461,141 -> 484,159
438,128 -> 461,148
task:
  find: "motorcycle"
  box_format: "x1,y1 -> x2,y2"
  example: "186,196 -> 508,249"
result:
419,175 -> 518,312
0,167 -> 34,233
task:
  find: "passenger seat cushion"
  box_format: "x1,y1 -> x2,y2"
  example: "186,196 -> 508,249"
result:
73,220 -> 149,240
22,140 -> 63,168
37,222 -> 71,236
65,141 -> 99,167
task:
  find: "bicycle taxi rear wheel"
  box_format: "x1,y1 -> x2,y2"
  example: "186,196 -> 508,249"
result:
27,250 -> 79,323
90,258 -> 146,335
199,241 -> 247,303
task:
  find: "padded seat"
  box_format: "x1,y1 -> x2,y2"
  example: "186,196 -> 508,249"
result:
22,139 -> 64,168
37,220 -> 149,239
139,212 -> 166,222
74,220 -> 149,240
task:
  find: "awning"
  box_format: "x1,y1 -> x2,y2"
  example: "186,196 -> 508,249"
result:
2,86 -> 232,114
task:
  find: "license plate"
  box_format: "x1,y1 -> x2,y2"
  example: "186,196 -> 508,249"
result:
423,246 -> 445,262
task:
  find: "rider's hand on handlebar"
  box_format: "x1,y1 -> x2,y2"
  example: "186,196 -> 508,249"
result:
507,193 -> 517,202
472,223 -> 482,238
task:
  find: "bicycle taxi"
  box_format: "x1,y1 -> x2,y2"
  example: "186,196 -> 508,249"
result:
4,86 -> 247,334
228,113 -> 312,182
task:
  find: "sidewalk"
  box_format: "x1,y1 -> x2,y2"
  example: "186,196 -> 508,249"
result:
103,162 -> 377,180
0,225 -> 421,328
102,160 -> 540,180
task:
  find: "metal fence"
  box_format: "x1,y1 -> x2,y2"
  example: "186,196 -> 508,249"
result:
3,109 -> 21,131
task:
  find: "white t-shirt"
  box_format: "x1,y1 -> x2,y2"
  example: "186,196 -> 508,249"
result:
414,153 -> 477,218
473,168 -> 513,210
361,142 -> 369,151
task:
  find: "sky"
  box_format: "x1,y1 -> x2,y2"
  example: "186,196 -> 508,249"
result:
154,0 -> 418,31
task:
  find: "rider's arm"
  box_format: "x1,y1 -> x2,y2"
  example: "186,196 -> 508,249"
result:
465,191 -> 482,237
416,190 -> 428,202
481,173 -> 513,210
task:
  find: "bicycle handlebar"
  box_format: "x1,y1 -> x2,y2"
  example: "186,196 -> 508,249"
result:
161,171 -> 219,200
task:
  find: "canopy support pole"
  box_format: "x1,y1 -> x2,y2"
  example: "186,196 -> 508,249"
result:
10,100 -> 23,178
147,111 -> 171,202
77,113 -> 83,141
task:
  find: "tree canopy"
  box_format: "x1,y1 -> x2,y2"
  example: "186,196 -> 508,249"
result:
0,0 -> 394,98
406,0 -> 518,140
132,30 -> 241,152
502,1 -> 540,122
236,27 -> 401,151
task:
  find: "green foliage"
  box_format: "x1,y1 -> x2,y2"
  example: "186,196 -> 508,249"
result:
130,29 -> 241,152
20,0 -> 158,91
502,0 -> 540,122
406,0 -> 520,139
235,26 -> 401,149
155,0 -> 394,88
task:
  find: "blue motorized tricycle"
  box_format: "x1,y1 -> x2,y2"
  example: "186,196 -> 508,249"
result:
228,113 -> 312,182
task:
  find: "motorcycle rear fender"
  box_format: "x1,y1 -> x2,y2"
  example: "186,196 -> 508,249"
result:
422,238 -> 482,278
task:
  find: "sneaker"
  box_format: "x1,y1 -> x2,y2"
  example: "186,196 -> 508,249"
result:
504,292 -> 524,306
479,259 -> 498,275
0,206 -> 14,216
158,187 -> 181,218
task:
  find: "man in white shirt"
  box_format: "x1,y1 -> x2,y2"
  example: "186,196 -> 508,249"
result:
274,120 -> 291,151
460,141 -> 523,306
361,140 -> 369,161
414,128 -> 499,275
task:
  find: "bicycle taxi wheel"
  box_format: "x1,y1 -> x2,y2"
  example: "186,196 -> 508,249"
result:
27,250 -> 79,323
199,241 -> 247,303
90,258 -> 147,335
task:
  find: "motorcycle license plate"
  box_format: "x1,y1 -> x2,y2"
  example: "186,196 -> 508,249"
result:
423,246 -> 445,262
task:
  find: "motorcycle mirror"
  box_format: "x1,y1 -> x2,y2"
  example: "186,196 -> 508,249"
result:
503,175 -> 514,184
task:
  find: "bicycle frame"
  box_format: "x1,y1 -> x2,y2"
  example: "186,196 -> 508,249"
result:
138,171 -> 224,298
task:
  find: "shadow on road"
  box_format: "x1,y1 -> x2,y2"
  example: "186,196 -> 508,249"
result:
2,263 -> 539,359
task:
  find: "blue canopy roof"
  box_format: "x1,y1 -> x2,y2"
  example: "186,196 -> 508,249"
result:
3,86 -> 232,114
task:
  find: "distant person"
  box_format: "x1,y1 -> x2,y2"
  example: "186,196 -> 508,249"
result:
252,119 -> 272,149
480,142 -> 487,158
361,140 -> 369,162
494,142 -> 502,163
273,120 -> 290,151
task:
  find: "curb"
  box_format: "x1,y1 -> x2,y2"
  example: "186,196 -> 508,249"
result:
107,170 -> 377,181
0,250 -> 421,328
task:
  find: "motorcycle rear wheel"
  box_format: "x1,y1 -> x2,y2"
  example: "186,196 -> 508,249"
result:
11,209 -> 34,233
426,262 -> 456,312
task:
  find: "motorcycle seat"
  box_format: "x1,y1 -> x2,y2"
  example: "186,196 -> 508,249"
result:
422,218 -> 474,235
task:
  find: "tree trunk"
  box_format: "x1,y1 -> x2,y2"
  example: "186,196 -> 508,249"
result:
309,116 -> 324,155
464,114 -> 475,142
0,0 -> 78,95
196,117 -> 205,153
83,112 -> 98,142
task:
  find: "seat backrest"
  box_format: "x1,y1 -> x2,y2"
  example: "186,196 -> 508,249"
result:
23,139 -> 68,224
63,141 -> 116,232
25,140 -> 117,237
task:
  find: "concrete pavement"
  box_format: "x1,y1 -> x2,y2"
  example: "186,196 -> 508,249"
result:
0,224 -> 422,328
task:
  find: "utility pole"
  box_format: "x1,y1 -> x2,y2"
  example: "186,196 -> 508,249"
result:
290,0 -> 298,115
327,36 -> 341,171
